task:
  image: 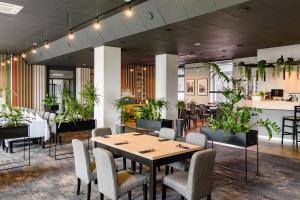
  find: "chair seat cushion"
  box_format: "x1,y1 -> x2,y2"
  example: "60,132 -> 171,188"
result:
163,171 -> 188,197
283,116 -> 300,120
117,170 -> 147,195
168,160 -> 190,171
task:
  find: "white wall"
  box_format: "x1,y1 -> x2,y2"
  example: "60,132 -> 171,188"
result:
184,63 -> 210,104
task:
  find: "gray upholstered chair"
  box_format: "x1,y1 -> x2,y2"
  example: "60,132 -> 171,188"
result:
72,139 -> 97,200
37,110 -> 45,118
162,149 -> 216,200
168,133 -> 207,172
43,112 -> 50,121
93,148 -> 148,200
159,128 -> 177,140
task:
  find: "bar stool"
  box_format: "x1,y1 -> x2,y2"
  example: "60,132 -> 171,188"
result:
282,106 -> 300,149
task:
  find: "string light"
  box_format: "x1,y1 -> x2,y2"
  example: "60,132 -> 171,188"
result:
13,57 -> 18,62
21,53 -> 26,58
93,18 -> 101,30
7,60 -> 11,64
125,5 -> 133,17
68,31 -> 74,40
1,62 -> 5,66
44,40 -> 50,49
32,46 -> 37,54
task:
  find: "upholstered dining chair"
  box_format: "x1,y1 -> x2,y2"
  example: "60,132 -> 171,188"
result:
168,133 -> 207,172
92,127 -> 127,170
93,148 -> 148,200
159,128 -> 177,140
162,149 -> 216,200
43,112 -> 50,121
72,139 -> 97,200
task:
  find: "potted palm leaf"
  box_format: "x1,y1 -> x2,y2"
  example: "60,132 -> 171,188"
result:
43,94 -> 59,112
176,100 -> 186,137
114,96 -> 132,133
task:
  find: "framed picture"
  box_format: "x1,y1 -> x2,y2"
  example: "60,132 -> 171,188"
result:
197,79 -> 208,96
186,79 -> 195,95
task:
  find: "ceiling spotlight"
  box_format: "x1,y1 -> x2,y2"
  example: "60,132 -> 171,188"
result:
194,43 -> 201,46
44,40 -> 50,49
68,31 -> 74,40
21,53 -> 26,58
125,6 -> 133,17
93,18 -> 101,30
32,46 -> 37,54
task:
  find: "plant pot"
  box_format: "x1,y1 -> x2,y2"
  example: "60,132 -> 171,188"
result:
176,119 -> 185,138
200,127 -> 258,147
136,119 -> 173,132
116,124 -> 126,134
56,119 -> 96,133
44,104 -> 59,112
0,125 -> 29,139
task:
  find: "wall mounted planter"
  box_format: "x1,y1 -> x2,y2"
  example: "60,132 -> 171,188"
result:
0,124 -> 29,139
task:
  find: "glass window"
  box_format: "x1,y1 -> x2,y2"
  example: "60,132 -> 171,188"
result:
178,68 -> 185,100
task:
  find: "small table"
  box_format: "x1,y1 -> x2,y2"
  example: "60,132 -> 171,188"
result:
92,132 -> 202,200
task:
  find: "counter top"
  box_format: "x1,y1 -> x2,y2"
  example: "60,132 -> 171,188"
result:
242,100 -> 300,111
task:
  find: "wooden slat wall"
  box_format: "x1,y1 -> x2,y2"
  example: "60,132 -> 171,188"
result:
33,65 -> 46,110
121,64 -> 155,101
80,68 -> 93,88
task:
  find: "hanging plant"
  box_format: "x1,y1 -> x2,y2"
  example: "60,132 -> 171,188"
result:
285,57 -> 294,77
244,66 -> 252,81
273,55 -> 284,77
297,65 -> 300,79
257,60 -> 267,80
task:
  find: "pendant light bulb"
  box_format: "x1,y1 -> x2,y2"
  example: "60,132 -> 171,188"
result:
7,60 -> 11,64
1,62 -> 5,66
21,53 -> 26,58
68,31 -> 74,40
125,6 -> 133,17
45,40 -> 50,49
32,47 -> 37,54
93,18 -> 101,30
13,57 -> 18,62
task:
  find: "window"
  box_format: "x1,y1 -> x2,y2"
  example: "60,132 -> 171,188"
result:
178,68 -> 185,100
210,60 -> 233,103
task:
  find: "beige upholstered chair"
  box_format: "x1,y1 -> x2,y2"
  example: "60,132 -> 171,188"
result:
168,133 -> 207,171
159,128 -> 177,140
72,139 -> 97,200
93,148 -> 148,200
162,149 -> 216,200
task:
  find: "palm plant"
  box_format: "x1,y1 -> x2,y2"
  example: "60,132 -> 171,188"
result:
176,100 -> 186,119
0,104 -> 23,127
114,96 -> 131,124
43,94 -> 58,106
136,98 -> 168,120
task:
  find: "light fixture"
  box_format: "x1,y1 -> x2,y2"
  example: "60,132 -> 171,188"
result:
21,53 -> 26,58
32,46 -> 37,54
93,18 -> 101,30
44,40 -> 50,49
13,57 -> 17,61
0,2 -> 23,15
68,31 -> 74,40
130,68 -> 134,72
7,60 -> 11,64
1,62 -> 4,66
125,5 -> 133,17
143,67 -> 147,71
194,42 -> 201,46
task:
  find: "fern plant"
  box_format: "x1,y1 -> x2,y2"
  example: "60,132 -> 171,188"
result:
135,98 -> 168,120
206,62 -> 280,139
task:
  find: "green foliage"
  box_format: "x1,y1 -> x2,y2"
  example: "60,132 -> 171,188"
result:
0,104 -> 23,127
285,57 -> 294,77
206,62 -> 280,139
80,81 -> 100,120
176,100 -> 186,119
135,98 -> 168,120
257,60 -> 266,80
43,94 -> 58,106
114,96 -> 132,124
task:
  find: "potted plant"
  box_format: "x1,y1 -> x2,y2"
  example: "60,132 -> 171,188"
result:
201,62 -> 280,147
257,60 -> 267,81
114,96 -> 131,133
176,100 -> 186,138
135,98 -> 173,132
43,94 -> 59,112
0,104 -> 29,139
54,81 -> 98,133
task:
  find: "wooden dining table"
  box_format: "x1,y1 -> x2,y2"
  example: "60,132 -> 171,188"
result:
92,132 -> 203,200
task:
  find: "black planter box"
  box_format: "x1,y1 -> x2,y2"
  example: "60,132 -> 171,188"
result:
56,119 -> 96,133
136,119 -> 173,132
200,127 -> 258,147
44,104 -> 59,112
0,125 -> 29,139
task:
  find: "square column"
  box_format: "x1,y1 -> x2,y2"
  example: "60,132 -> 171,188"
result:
155,54 -> 178,120
94,46 -> 121,129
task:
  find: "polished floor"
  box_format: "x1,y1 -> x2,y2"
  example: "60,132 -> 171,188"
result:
1,130 -> 300,200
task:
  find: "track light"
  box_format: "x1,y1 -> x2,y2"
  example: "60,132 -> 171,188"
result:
21,53 -> 26,58
44,40 -> 50,49
32,46 -> 37,54
68,31 -> 74,40
125,5 -> 133,17
93,18 -> 101,30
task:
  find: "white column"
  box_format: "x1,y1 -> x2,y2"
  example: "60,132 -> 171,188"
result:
155,54 -> 178,120
94,46 -> 121,130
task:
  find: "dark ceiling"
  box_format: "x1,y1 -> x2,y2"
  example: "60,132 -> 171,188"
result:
37,0 -> 300,67
0,0 -> 144,53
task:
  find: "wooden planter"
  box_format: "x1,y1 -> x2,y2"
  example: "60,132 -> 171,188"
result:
44,104 -> 59,112
56,119 -> 96,133
0,125 -> 29,139
136,119 -> 173,132
200,127 -> 258,147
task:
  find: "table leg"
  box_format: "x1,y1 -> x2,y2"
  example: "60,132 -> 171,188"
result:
131,161 -> 136,172
149,163 -> 156,200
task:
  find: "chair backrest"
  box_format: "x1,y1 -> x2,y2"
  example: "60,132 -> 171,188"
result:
187,149 -> 216,200
159,128 -> 176,140
43,112 -> 50,120
72,139 -> 93,184
186,132 -> 207,148
37,111 -> 44,118
48,113 -> 56,122
294,106 -> 300,119
92,128 -> 112,148
93,148 -> 118,200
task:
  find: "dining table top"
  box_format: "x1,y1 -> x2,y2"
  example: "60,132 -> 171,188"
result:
91,132 -> 203,160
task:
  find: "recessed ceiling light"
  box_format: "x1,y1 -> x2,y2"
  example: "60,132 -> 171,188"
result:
0,2 -> 23,15
194,43 -> 201,46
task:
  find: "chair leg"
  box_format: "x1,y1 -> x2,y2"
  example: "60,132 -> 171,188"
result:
100,193 -> 104,200
143,184 -> 147,200
123,157 -> 127,170
181,195 -> 185,200
162,185 -> 167,200
94,178 -> 98,184
128,191 -> 132,200
170,167 -> 174,174
87,182 -> 91,200
207,194 -> 212,200
139,163 -> 143,174
76,178 -> 81,195
59,135 -> 62,145
281,119 -> 285,145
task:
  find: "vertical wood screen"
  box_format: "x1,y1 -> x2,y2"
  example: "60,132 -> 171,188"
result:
80,68 -> 93,88
0,55 -> 7,101
121,64 -> 155,101
33,65 -> 46,110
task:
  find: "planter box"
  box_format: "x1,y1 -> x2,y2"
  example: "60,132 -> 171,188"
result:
136,119 -> 173,132
44,105 -> 59,112
0,125 -> 29,139
200,127 -> 258,147
56,119 -> 96,133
